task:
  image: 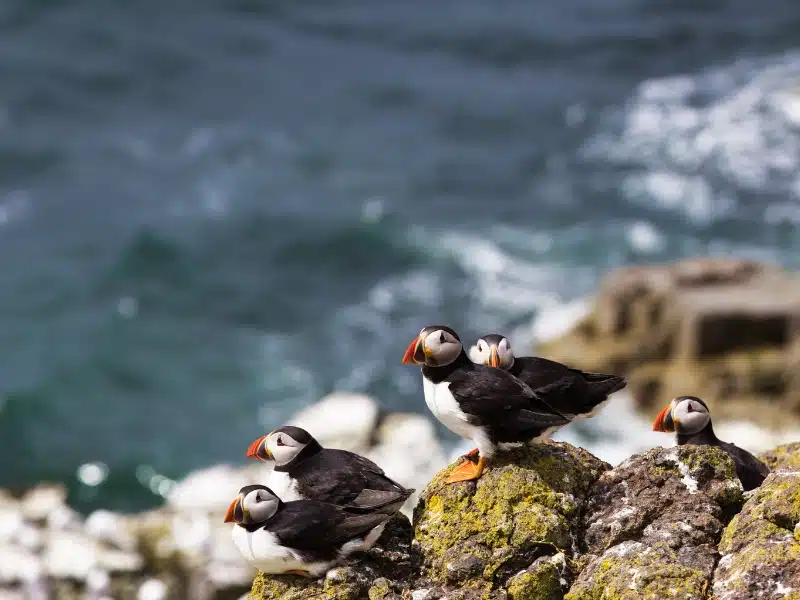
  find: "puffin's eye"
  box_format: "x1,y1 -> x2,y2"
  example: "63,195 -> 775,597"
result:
439,332 -> 446,344
686,403 -> 694,413
277,436 -> 286,446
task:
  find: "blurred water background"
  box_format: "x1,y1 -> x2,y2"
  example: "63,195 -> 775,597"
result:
2,0 -> 800,514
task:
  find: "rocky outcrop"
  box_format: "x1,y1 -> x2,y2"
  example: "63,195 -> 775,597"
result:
248,442 -> 800,600
566,446 -> 742,600
714,444 -> 800,600
536,258 -> 800,429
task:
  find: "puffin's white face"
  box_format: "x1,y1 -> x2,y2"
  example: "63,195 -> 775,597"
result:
264,430 -> 307,466
653,396 -> 711,435
401,326 -> 462,367
224,485 -> 279,525
468,335 -> 514,369
671,396 -> 711,434
245,426 -> 317,466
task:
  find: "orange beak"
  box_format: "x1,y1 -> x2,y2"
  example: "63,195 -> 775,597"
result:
224,495 -> 243,523
246,436 -> 272,460
402,335 -> 425,365
488,346 -> 500,368
652,405 -> 674,432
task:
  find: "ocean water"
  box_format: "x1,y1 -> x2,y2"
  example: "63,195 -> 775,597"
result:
2,0 -> 800,513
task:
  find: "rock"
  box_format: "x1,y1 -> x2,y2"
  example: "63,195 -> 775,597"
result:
248,514 -> 416,600
536,258 -> 800,429
0,508 -> 22,545
413,442 -> 607,597
566,445 -> 743,600
713,467 -> 800,599
0,544 -> 41,585
42,530 -> 100,580
759,441 -> 800,471
167,464 -> 268,514
506,553 -> 567,600
85,510 -> 138,552
289,392 -> 381,453
20,485 -> 68,522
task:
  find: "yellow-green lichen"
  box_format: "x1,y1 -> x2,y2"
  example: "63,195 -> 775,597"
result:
506,561 -> 561,600
759,442 -> 800,471
565,543 -> 710,600
413,442 -> 607,593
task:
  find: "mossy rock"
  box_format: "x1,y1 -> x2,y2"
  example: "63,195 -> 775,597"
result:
713,469 -> 800,599
567,446 -> 742,600
759,442 -> 800,471
412,442 -> 608,595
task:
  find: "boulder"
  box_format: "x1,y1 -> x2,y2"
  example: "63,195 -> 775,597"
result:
413,443 -> 607,597
566,445 -> 742,600
537,258 -> 800,429
713,445 -> 800,600
289,392 -> 381,453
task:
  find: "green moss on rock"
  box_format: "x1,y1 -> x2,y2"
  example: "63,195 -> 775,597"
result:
413,442 -> 608,594
506,554 -> 565,600
759,442 -> 800,471
714,470 -> 800,599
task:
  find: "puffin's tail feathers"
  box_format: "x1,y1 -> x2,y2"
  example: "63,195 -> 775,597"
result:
344,487 -> 415,514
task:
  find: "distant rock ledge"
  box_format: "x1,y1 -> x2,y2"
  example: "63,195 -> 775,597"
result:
249,441 -> 800,600
535,257 -> 800,431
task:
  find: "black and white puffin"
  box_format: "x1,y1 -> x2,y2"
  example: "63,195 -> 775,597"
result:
401,325 -> 570,484
246,426 -> 414,512
469,334 -> 626,424
652,395 -> 770,491
224,485 -> 395,577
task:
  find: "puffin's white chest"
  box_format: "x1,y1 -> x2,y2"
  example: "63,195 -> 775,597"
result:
267,470 -> 303,502
231,526 -> 330,576
422,377 -> 473,440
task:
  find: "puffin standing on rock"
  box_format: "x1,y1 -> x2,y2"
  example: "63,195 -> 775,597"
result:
469,334 -> 627,424
652,395 -> 770,491
246,425 -> 414,512
224,485 -> 397,577
401,325 -> 570,484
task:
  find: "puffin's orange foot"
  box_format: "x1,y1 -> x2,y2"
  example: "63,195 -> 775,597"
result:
446,456 -> 486,483
462,447 -> 480,460
284,569 -> 314,578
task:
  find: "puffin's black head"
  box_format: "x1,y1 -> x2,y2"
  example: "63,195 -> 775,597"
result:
245,425 -> 321,466
224,484 -> 280,525
468,333 -> 514,369
653,395 -> 711,435
401,325 -> 462,368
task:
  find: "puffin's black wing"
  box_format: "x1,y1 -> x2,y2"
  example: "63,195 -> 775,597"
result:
344,487 -> 414,513
269,501 -> 390,550
447,366 -> 570,428
513,357 -> 626,413
293,449 -> 411,507
718,441 -> 771,491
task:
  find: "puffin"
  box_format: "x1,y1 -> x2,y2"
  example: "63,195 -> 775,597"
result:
401,325 -> 570,484
246,425 -> 414,512
224,484 -> 394,577
652,395 -> 770,491
469,333 -> 626,424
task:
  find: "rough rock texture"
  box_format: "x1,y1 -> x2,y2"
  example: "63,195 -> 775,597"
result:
248,442 -> 609,600
760,441 -> 800,471
413,443 -> 607,597
566,446 -> 743,600
713,467 -> 800,600
245,442 -> 800,600
536,257 -> 800,429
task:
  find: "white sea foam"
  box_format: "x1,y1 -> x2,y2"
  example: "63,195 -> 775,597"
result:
585,50 -> 800,224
